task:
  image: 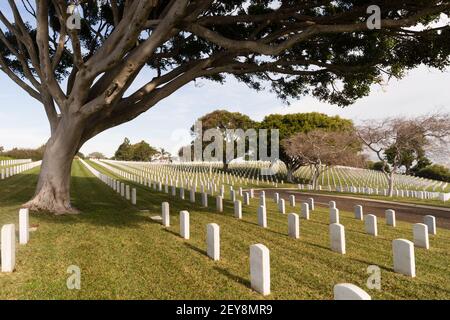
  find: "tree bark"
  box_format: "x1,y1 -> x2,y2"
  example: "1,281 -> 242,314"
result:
24,116 -> 83,214
286,166 -> 294,183
387,171 -> 395,197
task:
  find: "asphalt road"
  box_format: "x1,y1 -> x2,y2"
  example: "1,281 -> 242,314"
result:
253,188 -> 450,229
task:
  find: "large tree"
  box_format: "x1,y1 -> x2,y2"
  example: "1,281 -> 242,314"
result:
357,114 -> 450,196
0,1 -> 449,213
282,129 -> 362,189
189,110 -> 256,171
259,112 -> 354,182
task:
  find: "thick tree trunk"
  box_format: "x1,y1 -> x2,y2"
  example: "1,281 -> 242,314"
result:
286,166 -> 294,183
223,161 -> 229,172
387,172 -> 395,197
24,117 -> 83,214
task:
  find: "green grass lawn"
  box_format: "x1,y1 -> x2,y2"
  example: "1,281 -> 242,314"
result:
0,160 -> 449,299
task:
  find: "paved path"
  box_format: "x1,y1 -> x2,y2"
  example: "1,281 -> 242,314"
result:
252,188 -> 450,229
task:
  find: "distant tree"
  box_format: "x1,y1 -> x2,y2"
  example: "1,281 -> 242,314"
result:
411,156 -> 433,175
357,114 -> 450,196
155,148 -> 171,161
190,110 -> 256,171
131,141 -> 158,161
416,164 -> 450,182
2,145 -> 46,161
0,146 -> 4,153
114,138 -> 157,161
87,152 -> 106,159
369,161 -> 391,173
282,129 -> 362,189
114,138 -> 133,161
76,152 -> 85,159
260,113 -> 355,182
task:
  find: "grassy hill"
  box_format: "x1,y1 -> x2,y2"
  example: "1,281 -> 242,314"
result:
0,160 -> 449,299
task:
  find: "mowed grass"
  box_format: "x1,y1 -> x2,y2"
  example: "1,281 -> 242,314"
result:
0,160 -> 449,299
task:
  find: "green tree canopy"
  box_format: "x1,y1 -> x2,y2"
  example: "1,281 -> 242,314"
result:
259,112 -> 357,181
189,110 -> 257,169
114,138 -> 157,161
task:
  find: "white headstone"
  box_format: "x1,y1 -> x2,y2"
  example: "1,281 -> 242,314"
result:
392,239 -> 415,277
162,202 -> 170,227
278,198 -> 285,214
131,188 -> 136,205
301,202 -> 310,220
244,192 -> 250,205
19,208 -> 29,245
354,205 -> 363,220
180,211 -> 190,239
125,185 -> 130,200
329,201 -> 336,209
179,187 -> 185,200
307,198 -> 314,210
207,223 -> 220,261
330,223 -> 346,254
234,200 -> 242,219
289,195 -> 295,207
385,209 -> 396,227
201,192 -> 208,207
257,205 -> 267,228
230,190 -> 236,202
330,208 -> 339,224
423,215 -> 436,235
334,283 -> 371,300
1,224 -> 15,272
259,191 -> 266,207
413,223 -> 429,249
216,196 -> 223,212
288,213 -> 299,239
274,192 -> 279,204
365,214 -> 378,236
250,244 -> 270,296
190,188 -> 196,203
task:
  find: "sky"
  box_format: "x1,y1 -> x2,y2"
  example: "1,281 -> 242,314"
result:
0,65 -> 449,158
0,3 -> 448,159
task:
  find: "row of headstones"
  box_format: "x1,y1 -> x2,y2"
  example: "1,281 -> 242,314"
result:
116,159 -> 281,185
104,159 -> 280,189
270,193 -> 437,278
298,183 -> 442,200
329,201 -> 436,277
161,202 -> 372,299
1,208 -> 30,273
95,158 -> 259,205
79,159 -> 137,205
0,159 -> 31,167
0,161 -> 42,180
90,160 -> 438,283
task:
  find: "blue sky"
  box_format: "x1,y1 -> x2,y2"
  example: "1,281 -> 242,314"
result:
0,65 -> 449,158
0,3 -> 448,158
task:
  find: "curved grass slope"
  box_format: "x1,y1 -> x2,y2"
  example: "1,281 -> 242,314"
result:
0,160 -> 449,299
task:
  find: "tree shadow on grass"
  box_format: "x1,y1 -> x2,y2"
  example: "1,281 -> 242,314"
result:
302,240 -> 330,251
213,266 -> 251,288
184,242 -> 207,256
162,227 -> 181,238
